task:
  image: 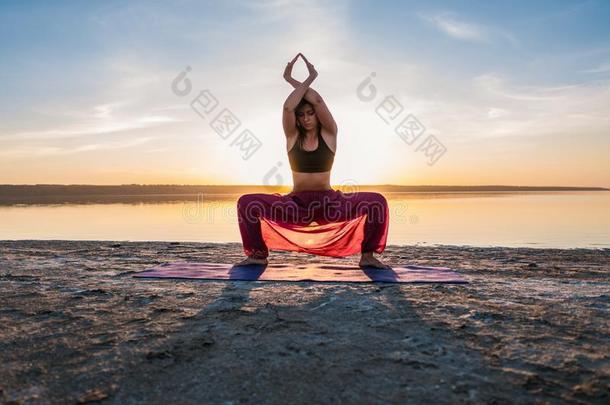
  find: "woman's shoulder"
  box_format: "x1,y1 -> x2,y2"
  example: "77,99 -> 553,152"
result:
320,126 -> 337,140
320,125 -> 337,137
320,126 -> 337,154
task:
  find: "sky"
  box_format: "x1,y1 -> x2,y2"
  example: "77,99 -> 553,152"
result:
0,0 -> 609,187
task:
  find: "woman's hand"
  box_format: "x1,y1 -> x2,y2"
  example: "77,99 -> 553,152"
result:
283,54 -> 300,84
300,53 -> 318,81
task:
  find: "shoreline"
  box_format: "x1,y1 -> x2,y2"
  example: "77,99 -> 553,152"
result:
0,185 -> 607,206
3,239 -> 609,252
1,240 -> 608,403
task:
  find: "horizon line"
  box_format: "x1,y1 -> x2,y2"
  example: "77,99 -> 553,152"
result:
0,183 -> 608,190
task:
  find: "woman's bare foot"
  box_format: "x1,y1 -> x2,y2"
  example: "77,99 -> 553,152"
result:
234,256 -> 268,266
359,252 -> 392,269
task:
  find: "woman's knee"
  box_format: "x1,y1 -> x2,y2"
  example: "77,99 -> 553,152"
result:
238,193 -> 270,207
238,193 -> 288,221
237,193 -> 268,218
356,192 -> 387,206
371,192 -> 387,205
366,192 -> 388,222
237,193 -> 255,211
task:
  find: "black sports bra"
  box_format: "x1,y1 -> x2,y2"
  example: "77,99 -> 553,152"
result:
288,129 -> 335,173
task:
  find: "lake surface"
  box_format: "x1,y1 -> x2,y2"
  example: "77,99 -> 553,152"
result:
1,191 -> 608,249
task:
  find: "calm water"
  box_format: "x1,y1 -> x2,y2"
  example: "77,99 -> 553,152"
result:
1,192 -> 609,249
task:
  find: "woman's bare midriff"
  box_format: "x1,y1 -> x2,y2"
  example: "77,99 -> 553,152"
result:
291,171 -> 332,192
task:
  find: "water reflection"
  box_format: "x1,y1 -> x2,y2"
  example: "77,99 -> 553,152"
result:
1,192 -> 608,249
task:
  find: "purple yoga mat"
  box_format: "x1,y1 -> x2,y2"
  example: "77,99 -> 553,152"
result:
133,262 -> 467,284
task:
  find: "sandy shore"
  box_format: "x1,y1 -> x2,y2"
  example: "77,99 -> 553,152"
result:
0,240 -> 608,404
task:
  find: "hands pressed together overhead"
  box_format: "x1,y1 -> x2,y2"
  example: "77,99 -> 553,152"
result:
283,53 -> 318,85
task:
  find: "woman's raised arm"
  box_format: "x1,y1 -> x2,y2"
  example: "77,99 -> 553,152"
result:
283,64 -> 317,111
282,55 -> 317,137
284,54 -> 337,136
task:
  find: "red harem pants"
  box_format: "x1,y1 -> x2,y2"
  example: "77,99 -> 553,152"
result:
237,189 -> 389,259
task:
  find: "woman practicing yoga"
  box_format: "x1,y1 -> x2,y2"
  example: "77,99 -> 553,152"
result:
236,53 -> 390,269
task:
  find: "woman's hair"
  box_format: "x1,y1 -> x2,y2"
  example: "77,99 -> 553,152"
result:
295,98 -> 321,149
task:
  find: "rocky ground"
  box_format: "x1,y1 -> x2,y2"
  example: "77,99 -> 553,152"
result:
0,240 -> 608,404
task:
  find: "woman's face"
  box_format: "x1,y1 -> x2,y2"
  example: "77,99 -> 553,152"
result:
296,104 -> 318,131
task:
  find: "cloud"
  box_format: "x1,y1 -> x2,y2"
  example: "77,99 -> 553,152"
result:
419,11 -> 489,43
465,72 -> 610,138
487,107 -> 509,119
92,101 -> 130,119
0,136 -> 156,157
418,11 -> 518,46
2,99 -> 180,140
582,62 -> 610,74
373,65 -> 610,144
2,115 -> 178,140
473,73 -> 584,101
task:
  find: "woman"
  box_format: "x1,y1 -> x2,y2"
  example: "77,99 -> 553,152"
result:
236,53 -> 390,269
